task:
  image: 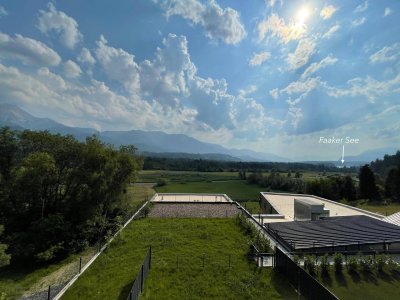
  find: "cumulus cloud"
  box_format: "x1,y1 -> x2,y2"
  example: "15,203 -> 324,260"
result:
320,5 -> 337,20
37,3 -> 82,49
384,8 -> 392,17
95,35 -> 141,95
326,74 -> 400,103
269,88 -> 279,99
157,0 -> 246,45
78,48 -> 96,65
0,32 -> 61,66
354,1 -> 368,13
369,43 -> 400,64
322,24 -> 340,39
239,85 -> 257,97
257,13 -> 305,44
63,60 -> 82,78
352,17 -> 366,27
0,5 -> 8,18
286,38 -> 316,70
301,55 -> 338,79
249,51 -> 271,66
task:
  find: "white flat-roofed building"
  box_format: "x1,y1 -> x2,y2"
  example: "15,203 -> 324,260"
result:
259,192 -> 384,224
152,193 -> 232,203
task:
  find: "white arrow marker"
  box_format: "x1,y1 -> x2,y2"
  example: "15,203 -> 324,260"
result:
341,144 -> 345,164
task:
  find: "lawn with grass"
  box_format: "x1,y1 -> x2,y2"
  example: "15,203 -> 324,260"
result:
317,267 -> 400,300
155,180 -> 262,202
62,218 -> 298,300
354,201 -> 400,216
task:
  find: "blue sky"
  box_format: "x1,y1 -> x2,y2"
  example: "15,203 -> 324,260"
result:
0,0 -> 399,160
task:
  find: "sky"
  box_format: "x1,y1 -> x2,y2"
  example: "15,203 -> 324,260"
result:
0,0 -> 399,160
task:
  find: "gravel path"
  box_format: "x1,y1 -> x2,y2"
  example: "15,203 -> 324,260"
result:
148,203 -> 240,218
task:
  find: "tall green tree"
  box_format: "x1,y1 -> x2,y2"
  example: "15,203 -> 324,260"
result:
343,175 -> 357,201
359,165 -> 379,200
385,167 -> 400,201
0,225 -> 10,267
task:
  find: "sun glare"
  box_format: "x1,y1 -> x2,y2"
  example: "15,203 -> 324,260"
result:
296,5 -> 311,26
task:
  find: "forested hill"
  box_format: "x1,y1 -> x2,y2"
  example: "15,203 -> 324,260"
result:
371,151 -> 400,177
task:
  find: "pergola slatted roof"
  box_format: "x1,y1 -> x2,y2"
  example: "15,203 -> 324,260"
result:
267,215 -> 400,250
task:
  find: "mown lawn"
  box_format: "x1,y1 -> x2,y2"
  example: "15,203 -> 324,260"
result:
317,267 -> 400,300
354,201 -> 400,216
62,218 -> 298,300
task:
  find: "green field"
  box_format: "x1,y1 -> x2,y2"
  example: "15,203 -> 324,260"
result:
138,170 -> 240,183
354,201 -> 400,216
62,218 -> 298,300
317,268 -> 400,300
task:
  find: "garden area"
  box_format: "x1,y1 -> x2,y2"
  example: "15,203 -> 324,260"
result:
298,252 -> 400,300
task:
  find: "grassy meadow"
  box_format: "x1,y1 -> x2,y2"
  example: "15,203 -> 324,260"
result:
62,218 -> 298,300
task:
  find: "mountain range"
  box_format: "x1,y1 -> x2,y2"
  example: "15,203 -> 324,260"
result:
0,103 -> 397,163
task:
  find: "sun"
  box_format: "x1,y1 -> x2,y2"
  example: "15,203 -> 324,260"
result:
296,5 -> 312,26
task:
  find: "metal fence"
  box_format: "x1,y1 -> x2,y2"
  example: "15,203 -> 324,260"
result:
127,247 -> 152,300
274,247 -> 338,300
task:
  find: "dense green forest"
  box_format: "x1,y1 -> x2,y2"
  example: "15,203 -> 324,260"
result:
0,128 -> 141,265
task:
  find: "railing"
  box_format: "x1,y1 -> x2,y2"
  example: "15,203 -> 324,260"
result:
127,247 -> 152,300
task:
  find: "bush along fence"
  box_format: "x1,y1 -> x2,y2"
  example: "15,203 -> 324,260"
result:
127,247 -> 152,300
274,247 -> 339,300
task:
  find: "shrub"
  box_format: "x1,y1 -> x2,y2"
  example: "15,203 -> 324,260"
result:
375,254 -> 386,272
304,255 -> 316,275
156,178 -> 167,187
292,255 -> 300,266
320,254 -> 329,275
334,253 -> 343,273
359,255 -> 374,273
347,256 -> 358,273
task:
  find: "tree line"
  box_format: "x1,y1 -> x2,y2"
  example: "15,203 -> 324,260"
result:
0,128 -> 141,266
247,161 -> 399,203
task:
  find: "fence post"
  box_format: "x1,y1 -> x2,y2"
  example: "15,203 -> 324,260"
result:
47,285 -> 51,300
79,257 -> 82,274
149,246 -> 152,269
141,264 -> 144,292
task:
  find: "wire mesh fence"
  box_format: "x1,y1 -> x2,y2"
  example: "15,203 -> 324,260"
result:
126,247 -> 152,300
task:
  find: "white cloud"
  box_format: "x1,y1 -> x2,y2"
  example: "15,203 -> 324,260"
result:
301,55 -> 338,79
37,3 -> 82,49
288,106 -> 303,129
63,60 -> 82,78
239,85 -> 257,97
0,5 -> 8,18
0,32 -> 61,66
384,7 -> 392,17
95,35 -> 141,95
352,17 -> 366,27
257,13 -> 305,44
286,38 -> 316,70
326,74 -> 400,103
354,1 -> 368,13
322,24 -> 340,39
320,5 -> 337,20
269,88 -> 279,99
157,0 -> 246,45
249,51 -> 271,66
370,43 -> 400,64
78,48 -> 96,65
281,77 -> 320,95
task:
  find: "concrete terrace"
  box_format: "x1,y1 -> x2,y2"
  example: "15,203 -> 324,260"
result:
260,192 -> 384,224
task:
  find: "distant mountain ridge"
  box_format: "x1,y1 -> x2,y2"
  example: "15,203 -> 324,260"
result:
0,103 -> 288,162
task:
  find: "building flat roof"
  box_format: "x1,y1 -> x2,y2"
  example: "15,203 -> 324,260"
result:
266,215 -> 400,251
260,192 -> 383,223
152,193 -> 232,203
